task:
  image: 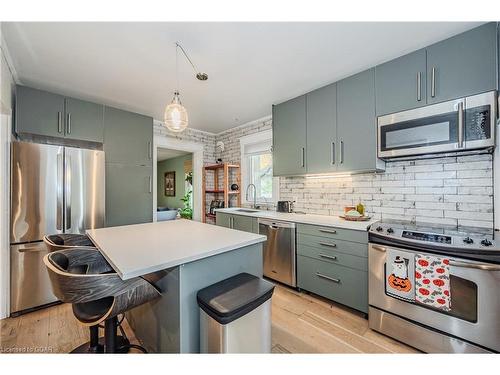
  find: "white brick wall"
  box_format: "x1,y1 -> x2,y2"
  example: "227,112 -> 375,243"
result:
213,119 -> 494,229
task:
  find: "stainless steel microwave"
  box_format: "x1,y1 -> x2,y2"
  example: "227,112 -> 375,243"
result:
377,91 -> 497,159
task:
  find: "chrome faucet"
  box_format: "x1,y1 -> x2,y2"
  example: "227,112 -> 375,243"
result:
246,183 -> 257,209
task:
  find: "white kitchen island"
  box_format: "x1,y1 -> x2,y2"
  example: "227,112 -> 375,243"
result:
86,219 -> 266,353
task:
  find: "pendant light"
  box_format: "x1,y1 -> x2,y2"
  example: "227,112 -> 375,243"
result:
164,42 -> 208,133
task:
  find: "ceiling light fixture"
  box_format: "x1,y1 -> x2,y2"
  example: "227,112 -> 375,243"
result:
164,42 -> 208,133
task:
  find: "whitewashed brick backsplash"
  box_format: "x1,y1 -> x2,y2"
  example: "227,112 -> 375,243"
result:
154,119 -> 494,229
280,153 -> 493,229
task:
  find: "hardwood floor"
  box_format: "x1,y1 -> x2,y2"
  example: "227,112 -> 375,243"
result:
0,303 -> 139,353
1,285 -> 418,354
271,285 -> 419,353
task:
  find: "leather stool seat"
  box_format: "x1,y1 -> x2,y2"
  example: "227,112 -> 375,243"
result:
44,234 -> 95,252
44,247 -> 161,353
73,297 -> 114,324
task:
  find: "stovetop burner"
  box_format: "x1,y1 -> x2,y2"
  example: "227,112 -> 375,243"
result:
369,219 -> 500,263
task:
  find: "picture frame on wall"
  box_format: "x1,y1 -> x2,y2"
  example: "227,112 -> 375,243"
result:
164,171 -> 176,196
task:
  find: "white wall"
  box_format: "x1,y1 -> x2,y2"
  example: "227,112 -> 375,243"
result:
0,24 -> 16,319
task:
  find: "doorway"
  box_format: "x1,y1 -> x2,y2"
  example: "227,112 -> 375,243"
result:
153,135 -> 204,222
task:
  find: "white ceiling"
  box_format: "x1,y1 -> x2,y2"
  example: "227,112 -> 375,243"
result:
157,148 -> 190,162
2,22 -> 482,133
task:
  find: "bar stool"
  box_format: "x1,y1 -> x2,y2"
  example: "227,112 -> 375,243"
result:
43,247 -> 161,353
43,234 -> 95,251
44,233 -> 105,353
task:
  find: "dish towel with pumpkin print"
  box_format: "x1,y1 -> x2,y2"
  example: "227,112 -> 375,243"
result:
385,248 -> 415,302
415,254 -> 451,311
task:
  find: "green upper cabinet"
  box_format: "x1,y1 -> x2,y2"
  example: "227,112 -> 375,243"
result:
15,85 -> 104,143
375,49 -> 427,116
337,68 -> 379,173
306,83 -> 337,174
272,95 -> 307,176
15,85 -> 65,138
426,22 -> 497,104
103,106 -> 153,166
64,97 -> 104,143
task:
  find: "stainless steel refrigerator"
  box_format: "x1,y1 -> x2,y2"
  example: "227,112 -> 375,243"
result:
10,141 -> 105,314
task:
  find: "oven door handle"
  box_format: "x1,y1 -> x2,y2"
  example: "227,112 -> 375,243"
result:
371,245 -> 387,252
449,260 -> 500,271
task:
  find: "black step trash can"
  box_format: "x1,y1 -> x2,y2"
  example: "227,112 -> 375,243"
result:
197,273 -> 275,353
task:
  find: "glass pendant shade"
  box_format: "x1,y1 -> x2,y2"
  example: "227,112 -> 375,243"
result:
164,91 -> 188,132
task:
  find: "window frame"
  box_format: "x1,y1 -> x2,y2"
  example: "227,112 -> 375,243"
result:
239,130 -> 279,205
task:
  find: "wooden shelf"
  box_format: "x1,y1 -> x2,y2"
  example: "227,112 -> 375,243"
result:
204,163 -> 240,170
202,162 -> 241,223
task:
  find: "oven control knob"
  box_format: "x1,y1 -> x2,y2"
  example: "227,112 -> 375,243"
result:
387,228 -> 394,234
481,239 -> 492,247
376,226 -> 383,232
463,237 -> 474,244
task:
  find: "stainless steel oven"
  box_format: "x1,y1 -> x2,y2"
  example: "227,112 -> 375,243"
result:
368,220 -> 500,353
377,91 -> 497,158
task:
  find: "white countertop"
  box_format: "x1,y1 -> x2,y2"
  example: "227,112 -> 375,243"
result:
215,208 -> 377,231
86,219 -> 266,280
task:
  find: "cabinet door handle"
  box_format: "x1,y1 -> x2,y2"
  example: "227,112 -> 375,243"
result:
431,67 -> 436,98
416,72 -> 422,101
300,147 -> 305,168
316,272 -> 340,284
66,113 -> 72,134
57,111 -> 63,133
148,141 -> 152,160
148,176 -> 152,193
339,141 -> 344,164
331,142 -> 335,165
319,253 -> 337,261
319,229 -> 336,234
319,241 -> 337,248
458,101 -> 464,148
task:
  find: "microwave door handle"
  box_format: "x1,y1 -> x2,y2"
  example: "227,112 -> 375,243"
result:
449,260 -> 500,271
458,101 -> 464,148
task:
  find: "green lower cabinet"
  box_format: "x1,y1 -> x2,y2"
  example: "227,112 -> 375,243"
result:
215,212 -> 231,228
215,213 -> 258,233
297,254 -> 368,313
232,215 -> 257,233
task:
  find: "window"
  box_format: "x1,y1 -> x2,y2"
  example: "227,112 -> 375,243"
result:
240,130 -> 279,205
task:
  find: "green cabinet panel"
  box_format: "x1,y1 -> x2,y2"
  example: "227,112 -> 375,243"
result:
297,223 -> 368,244
306,83 -> 337,173
297,233 -> 368,258
105,164 -> 153,227
337,68 -> 378,172
426,22 -> 497,104
103,106 -> 153,166
297,255 -> 368,313
64,98 -> 104,143
215,212 -> 257,233
297,243 -> 368,271
375,49 -> 427,115
15,85 -> 65,138
215,212 -> 231,228
272,95 -> 307,176
232,215 -> 256,233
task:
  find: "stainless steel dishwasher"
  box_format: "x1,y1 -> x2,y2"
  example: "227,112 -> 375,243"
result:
258,218 -> 296,287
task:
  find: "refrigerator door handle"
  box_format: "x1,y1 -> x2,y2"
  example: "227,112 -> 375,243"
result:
65,153 -> 72,231
56,151 -> 63,231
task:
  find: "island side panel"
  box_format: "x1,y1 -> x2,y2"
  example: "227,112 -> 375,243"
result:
126,267 -> 182,353
179,243 -> 264,353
